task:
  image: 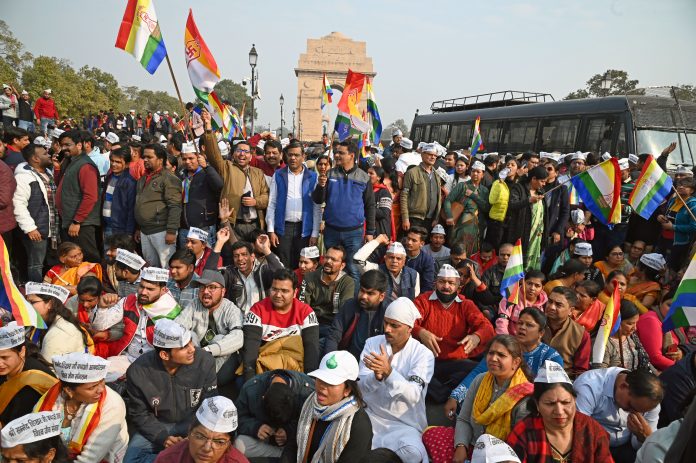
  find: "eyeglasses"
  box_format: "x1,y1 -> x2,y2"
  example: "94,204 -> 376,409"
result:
190,431 -> 230,449
610,251 -> 624,257
235,149 -> 251,155
200,284 -> 223,293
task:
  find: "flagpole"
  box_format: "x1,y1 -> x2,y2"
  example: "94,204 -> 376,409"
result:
163,54 -> 200,154
671,185 -> 696,222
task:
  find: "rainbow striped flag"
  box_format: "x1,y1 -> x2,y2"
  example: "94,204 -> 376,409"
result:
0,236 -> 46,328
629,155 -> 673,219
115,0 -> 167,74
470,116 -> 485,156
663,253 -> 696,333
569,158 -> 621,228
500,239 -> 525,305
321,73 -> 333,109
184,9 -> 220,100
592,284 -> 621,364
366,78 -> 382,145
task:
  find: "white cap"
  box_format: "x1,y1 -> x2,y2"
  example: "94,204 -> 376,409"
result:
571,152 -> 588,161
132,134 -> 142,142
628,153 -> 639,164
437,263 -> 460,279
498,168 -> 510,180
21,90 -> 28,95
573,242 -> 593,257
300,246 -> 320,259
640,253 -> 666,271
471,160 -> 486,171
49,128 -> 64,139
1,411 -> 62,448
675,165 -> 693,176
539,151 -> 560,162
91,304 -> 124,332
570,209 -> 585,225
141,267 -> 170,283
187,227 -> 209,243
257,140 -> 266,150
386,241 -> 407,256
281,138 -> 290,149
130,109 -> 135,113
601,152 -> 612,161
308,351 -> 359,385
421,143 -> 437,154
392,128 -> 403,137
159,134 -> 167,143
2,84 -> 9,89
105,132 -> 120,145
534,360 -> 571,384
435,166 -> 450,183
218,140 -> 230,156
52,352 -> 109,383
399,138 -> 413,150
0,322 -> 25,350
25,282 -> 70,304
153,319 -> 192,348
44,88 -> 52,94
471,434 -> 521,463
115,248 -> 146,271
99,131 -> 108,139
33,136 -> 50,148
181,141 -> 196,154
431,224 -> 446,235
164,111 -> 169,115
618,158 -> 629,171
196,396 -> 238,433
384,297 -> 421,328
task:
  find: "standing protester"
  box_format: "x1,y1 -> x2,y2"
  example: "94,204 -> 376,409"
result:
16,90 -> 35,132
33,89 -> 59,135
400,143 -> 442,231
2,126 -> 30,171
0,84 -> 18,127
102,145 -> 137,239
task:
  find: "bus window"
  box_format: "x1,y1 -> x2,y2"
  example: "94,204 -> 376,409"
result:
480,121 -> 502,151
502,120 -> 538,152
412,126 -> 424,143
423,125 -> 431,142
539,118 -> 579,153
428,124 -> 450,145
450,124 -> 472,148
637,130 -> 696,167
583,117 -> 616,154
616,122 -> 627,155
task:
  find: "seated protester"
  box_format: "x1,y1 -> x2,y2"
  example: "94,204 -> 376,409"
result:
358,298 -> 435,463
637,394 -> 696,463
422,224 -> 451,268
426,335 -> 532,463
65,276 -> 123,349
0,323 -> 57,426
324,270 -> 389,359
185,227 -> 222,276
549,235 -> 584,275
472,434 -> 521,463
627,253 -> 665,311
637,298 -> 690,374
102,145 -> 137,238
113,248 -> 146,298
209,228 -> 283,313
594,245 -> 634,280
297,245 -> 355,336
496,270 -> 548,335
0,411 -> 68,463
599,270 -> 648,314
657,350 -> 696,428
175,270 -> 244,387
544,258 -> 586,294
44,242 -> 102,296
453,260 -> 500,318
470,241 -> 497,274
103,233 -> 138,295
404,227 -> 436,291
353,237 -> 420,306
241,269 -> 320,381
596,300 -> 655,372
234,370 -> 314,460
155,396 -> 248,463
34,353 -> 128,462
125,319 -> 217,463
506,361 -> 614,463
412,264 -> 495,403
24,283 -> 94,364
541,287 -> 590,379
167,249 -> 200,309
571,280 -> 606,333
446,308 -> 563,421
479,243 -> 514,318
574,368 -> 663,463
574,241 -> 605,286
295,245 -> 320,291
296,351 -> 373,463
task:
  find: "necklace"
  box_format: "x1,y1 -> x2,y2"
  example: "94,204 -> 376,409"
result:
64,399 -> 79,421
548,439 -> 572,463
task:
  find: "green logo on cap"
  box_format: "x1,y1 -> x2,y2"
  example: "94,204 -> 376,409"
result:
326,354 -> 338,369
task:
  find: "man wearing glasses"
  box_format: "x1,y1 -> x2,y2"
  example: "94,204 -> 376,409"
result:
201,110 -> 269,242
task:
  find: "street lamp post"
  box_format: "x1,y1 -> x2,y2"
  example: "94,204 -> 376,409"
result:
600,71 -> 613,97
248,44 -> 258,135
292,110 -> 296,137
279,94 -> 284,139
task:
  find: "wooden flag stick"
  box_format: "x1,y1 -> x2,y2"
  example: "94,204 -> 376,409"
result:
164,54 -> 200,154
671,185 -> 696,223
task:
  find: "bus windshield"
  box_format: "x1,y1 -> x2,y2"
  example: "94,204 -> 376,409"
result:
636,129 -> 696,168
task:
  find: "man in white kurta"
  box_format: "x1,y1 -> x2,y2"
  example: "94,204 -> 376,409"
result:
358,297 -> 435,463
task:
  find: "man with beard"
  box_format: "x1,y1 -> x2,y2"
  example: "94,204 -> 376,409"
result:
297,245 -> 355,338
176,270 -> 244,386
323,270 -> 389,358
412,264 -> 495,402
125,319 -> 217,462
358,297 -> 434,463
242,268 -> 320,381
559,152 -> 588,209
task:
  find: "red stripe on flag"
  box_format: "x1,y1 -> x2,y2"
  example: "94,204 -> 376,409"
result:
115,0 -> 138,49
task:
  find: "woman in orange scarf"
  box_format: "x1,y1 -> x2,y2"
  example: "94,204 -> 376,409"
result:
627,253 -> 665,310
452,335 -> 533,463
34,352 -> 128,463
44,242 -> 102,296
572,280 -> 605,334
599,270 -> 648,314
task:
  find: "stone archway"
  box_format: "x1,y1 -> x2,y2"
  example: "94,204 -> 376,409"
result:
295,32 -> 375,141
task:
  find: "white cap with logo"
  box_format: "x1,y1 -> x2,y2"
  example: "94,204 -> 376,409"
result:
534,360 -> 571,384
300,246 -> 320,259
187,227 -> 209,243
308,351 -> 359,386
153,319 -> 192,348
0,322 -> 25,350
140,267 -> 170,283
25,282 -> 70,304
386,241 -> 407,256
116,248 -> 146,271
196,396 -> 238,433
52,352 -> 109,383
1,411 -> 62,448
471,433 -> 521,463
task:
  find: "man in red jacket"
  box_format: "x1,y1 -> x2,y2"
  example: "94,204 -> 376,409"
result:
412,263 -> 495,402
33,89 -> 59,136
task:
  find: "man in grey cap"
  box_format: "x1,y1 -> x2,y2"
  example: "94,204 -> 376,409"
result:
176,269 -> 244,387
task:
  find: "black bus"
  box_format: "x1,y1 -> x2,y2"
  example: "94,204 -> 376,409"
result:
410,92 -> 696,168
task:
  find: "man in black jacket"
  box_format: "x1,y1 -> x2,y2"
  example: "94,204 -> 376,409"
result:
479,243 -> 513,318
657,350 -> 696,428
234,369 -> 314,459
541,158 -> 570,275
323,270 -> 388,358
125,319 -> 217,462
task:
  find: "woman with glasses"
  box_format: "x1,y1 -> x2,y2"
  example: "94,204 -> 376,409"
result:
155,396 -> 248,463
594,245 -> 634,280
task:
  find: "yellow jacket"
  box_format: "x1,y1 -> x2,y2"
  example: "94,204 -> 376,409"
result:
489,180 -> 509,222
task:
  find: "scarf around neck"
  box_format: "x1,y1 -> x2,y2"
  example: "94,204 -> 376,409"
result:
472,368 -> 532,439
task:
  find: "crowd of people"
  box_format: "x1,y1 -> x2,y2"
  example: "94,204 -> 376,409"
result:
0,86 -> 695,463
